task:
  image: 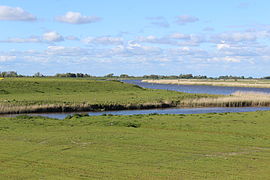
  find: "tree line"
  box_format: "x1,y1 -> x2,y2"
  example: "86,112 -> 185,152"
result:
0,71 -> 269,79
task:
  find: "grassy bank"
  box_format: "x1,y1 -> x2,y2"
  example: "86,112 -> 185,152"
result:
0,78 -> 213,114
143,79 -> 270,88
0,112 -> 270,179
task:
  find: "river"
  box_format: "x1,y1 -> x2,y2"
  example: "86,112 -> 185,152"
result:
2,106 -> 270,119
122,80 -> 270,95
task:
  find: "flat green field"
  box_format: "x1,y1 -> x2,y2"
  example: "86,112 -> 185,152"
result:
0,111 -> 270,179
0,78 -> 212,113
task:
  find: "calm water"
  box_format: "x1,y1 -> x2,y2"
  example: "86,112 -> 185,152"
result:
3,107 -> 270,119
122,80 -> 270,95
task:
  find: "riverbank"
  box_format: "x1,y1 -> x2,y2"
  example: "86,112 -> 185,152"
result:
1,111 -> 270,179
0,78 -> 214,114
143,79 -> 270,88
2,78 -> 270,114
2,91 -> 270,115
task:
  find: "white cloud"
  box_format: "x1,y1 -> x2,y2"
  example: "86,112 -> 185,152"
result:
175,15 -> 199,25
136,33 -> 205,46
0,37 -> 40,43
110,43 -> 162,57
210,57 -> 241,63
83,36 -> 123,45
46,46 -> 89,56
56,12 -> 101,24
170,33 -> 190,40
0,32 -> 65,43
0,55 -> 16,62
216,32 -> 257,42
0,6 -> 36,21
217,43 -> 230,50
43,32 -> 64,42
136,35 -> 174,45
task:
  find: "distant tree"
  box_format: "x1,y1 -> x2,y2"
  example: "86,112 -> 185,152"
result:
179,74 -> 193,79
120,74 -> 129,78
34,72 -> 43,77
0,71 -> 18,77
105,73 -> 114,78
76,73 -> 84,78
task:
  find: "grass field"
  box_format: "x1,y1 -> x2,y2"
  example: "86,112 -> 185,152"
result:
0,78 -> 213,114
0,111 -> 270,179
143,79 -> 270,88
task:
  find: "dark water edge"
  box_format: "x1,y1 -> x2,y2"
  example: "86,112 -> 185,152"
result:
2,107 -> 270,119
122,80 -> 270,95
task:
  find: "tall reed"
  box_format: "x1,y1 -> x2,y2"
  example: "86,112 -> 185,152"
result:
180,91 -> 270,107
143,79 -> 270,88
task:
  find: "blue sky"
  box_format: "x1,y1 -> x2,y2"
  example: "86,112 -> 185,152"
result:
0,0 -> 270,77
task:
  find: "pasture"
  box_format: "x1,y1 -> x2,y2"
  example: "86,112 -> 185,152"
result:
0,111 -> 269,179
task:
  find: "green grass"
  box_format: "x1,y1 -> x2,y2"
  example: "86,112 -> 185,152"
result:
0,111 -> 270,179
0,78 -> 213,113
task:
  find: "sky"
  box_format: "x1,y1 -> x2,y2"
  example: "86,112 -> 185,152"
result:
0,0 -> 270,77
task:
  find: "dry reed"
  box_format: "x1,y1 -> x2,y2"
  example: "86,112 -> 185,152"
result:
0,102 -> 174,114
180,91 -> 270,107
143,79 -> 270,88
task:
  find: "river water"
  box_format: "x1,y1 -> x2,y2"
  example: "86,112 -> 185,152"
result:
2,80 -> 270,119
122,80 -> 270,95
3,107 -> 270,119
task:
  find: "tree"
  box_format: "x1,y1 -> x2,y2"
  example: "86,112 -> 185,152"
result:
34,72 -> 43,77
120,74 -> 129,78
105,73 -> 114,78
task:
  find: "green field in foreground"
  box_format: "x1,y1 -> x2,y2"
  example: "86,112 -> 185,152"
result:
0,111 -> 270,179
0,78 -> 213,113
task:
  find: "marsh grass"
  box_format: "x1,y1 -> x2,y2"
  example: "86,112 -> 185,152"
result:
0,102 -> 175,114
181,91 -> 270,107
143,79 -> 270,88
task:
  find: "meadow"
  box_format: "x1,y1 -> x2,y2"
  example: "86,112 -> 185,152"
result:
0,111 -> 269,179
143,79 -> 270,88
0,78 -> 213,114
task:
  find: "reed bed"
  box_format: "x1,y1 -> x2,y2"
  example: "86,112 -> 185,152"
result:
143,79 -> 270,88
181,91 -> 270,107
0,102 -> 174,114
